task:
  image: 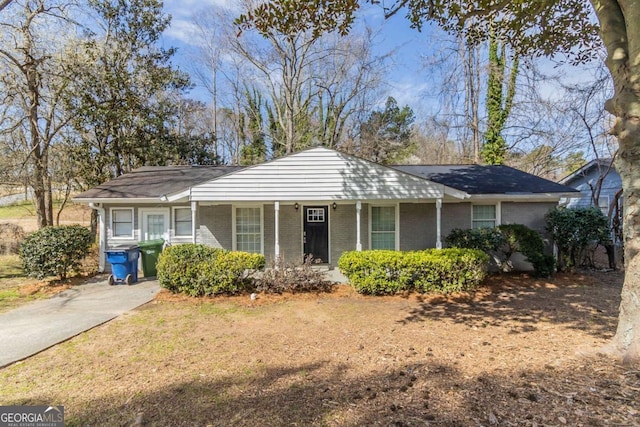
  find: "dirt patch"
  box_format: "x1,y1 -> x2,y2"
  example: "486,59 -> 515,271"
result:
1,271 -> 638,426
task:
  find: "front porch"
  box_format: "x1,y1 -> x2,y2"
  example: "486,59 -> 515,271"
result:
193,200 -> 449,265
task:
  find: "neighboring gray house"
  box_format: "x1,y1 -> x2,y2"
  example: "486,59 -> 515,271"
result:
74,147 -> 578,272
560,158 -> 622,216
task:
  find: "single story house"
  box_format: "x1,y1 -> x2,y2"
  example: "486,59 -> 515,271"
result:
74,147 -> 579,272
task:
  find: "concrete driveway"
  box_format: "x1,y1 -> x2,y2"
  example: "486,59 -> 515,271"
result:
0,276 -> 160,368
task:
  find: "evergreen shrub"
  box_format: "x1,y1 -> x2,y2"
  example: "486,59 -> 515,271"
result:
157,243 -> 264,296
338,249 -> 489,295
19,225 -> 92,280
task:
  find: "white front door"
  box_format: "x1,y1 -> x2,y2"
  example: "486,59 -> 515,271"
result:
140,209 -> 169,241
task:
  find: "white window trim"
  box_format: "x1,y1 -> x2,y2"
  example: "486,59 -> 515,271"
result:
471,202 -> 501,229
368,203 -> 400,251
172,206 -> 193,238
110,207 -> 135,240
138,208 -> 170,242
232,205 -> 264,254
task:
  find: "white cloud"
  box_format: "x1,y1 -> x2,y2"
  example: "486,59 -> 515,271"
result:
163,0 -> 239,46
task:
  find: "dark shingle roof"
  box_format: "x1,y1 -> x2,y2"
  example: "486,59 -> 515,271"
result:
74,166 -> 244,200
391,164 -> 578,195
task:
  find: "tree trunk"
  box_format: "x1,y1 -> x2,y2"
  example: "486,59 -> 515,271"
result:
590,0 -> 640,365
604,243 -> 616,270
606,149 -> 640,364
90,209 -> 98,242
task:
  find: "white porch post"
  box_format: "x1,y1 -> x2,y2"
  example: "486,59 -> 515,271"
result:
436,198 -> 443,249
191,201 -> 198,244
274,201 -> 280,258
89,203 -> 106,272
356,200 -> 362,251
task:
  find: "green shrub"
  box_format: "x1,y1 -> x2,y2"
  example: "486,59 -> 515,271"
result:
338,249 -> 489,295
545,207 -> 610,271
210,251 -> 265,294
157,244 -> 265,296
410,249 -> 489,293
446,224 -> 554,277
156,244 -> 224,295
497,224 -> 555,277
445,228 -> 505,252
19,225 -> 92,280
338,250 -> 414,295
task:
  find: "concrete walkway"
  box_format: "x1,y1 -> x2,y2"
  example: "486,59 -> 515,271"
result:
0,276 -> 160,368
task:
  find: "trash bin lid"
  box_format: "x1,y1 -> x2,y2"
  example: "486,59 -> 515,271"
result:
107,244 -> 140,251
138,239 -> 164,248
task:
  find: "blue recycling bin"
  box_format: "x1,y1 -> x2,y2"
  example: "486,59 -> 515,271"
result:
106,244 -> 140,285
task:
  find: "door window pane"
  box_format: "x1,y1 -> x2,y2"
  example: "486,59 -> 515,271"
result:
147,214 -> 165,240
236,207 -> 261,253
371,206 -> 396,250
306,208 -> 325,222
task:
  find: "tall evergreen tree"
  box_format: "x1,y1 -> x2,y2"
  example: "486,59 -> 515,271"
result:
356,96 -> 415,164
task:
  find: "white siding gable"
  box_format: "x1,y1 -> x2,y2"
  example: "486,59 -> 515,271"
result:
191,147 -> 466,202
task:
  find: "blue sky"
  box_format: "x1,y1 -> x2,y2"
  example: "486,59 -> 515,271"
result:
159,1 -> 599,114
159,0 -> 441,112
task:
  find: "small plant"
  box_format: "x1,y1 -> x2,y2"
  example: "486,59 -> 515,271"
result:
254,256 -> 333,293
19,225 -> 92,280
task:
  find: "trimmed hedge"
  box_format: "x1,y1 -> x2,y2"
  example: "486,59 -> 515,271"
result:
338,249 -> 489,295
19,225 -> 93,280
157,244 -> 265,296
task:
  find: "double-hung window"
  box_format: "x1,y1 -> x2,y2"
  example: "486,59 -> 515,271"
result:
235,207 -> 262,253
371,206 -> 396,250
472,205 -> 497,229
174,207 -> 192,237
111,208 -> 134,238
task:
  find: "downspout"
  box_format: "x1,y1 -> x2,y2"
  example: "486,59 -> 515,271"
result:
89,202 -> 106,273
436,198 -> 443,249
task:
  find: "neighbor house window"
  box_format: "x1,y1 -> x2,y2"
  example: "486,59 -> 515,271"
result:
371,206 -> 396,250
174,207 -> 192,237
472,205 -> 497,229
235,207 -> 262,253
111,208 -> 134,238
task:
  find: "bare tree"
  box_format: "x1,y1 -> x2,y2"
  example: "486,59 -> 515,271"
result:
0,0 -> 77,228
192,1 -> 389,160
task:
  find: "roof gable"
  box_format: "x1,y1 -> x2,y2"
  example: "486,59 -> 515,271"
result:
191,147 -> 466,202
559,159 -> 618,186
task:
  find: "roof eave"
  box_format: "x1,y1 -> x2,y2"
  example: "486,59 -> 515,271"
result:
72,197 -> 164,204
468,192 -> 580,201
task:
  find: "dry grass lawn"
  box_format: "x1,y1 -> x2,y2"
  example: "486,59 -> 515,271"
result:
1,271 -> 639,426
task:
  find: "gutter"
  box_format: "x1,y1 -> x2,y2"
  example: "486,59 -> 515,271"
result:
89,203 -> 106,273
